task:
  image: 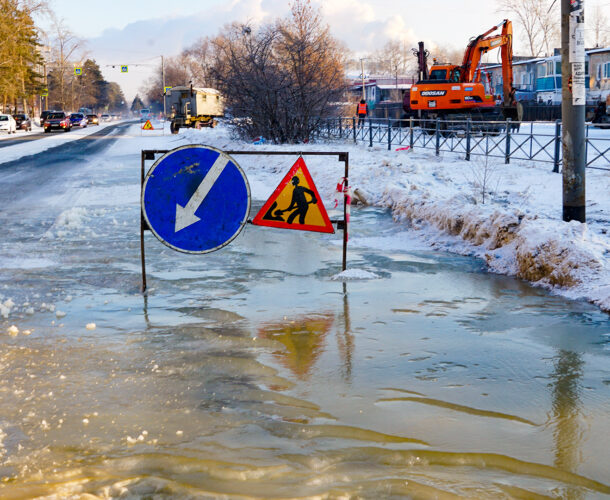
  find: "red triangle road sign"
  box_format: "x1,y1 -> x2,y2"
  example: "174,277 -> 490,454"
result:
142,119 -> 154,130
252,157 -> 334,234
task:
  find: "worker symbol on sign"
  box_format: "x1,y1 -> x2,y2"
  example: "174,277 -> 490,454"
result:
265,176 -> 317,224
252,157 -> 334,234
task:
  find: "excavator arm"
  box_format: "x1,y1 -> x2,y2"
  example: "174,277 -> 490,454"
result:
461,20 -> 514,107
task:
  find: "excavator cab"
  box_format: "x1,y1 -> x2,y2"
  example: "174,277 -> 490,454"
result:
426,66 -> 459,83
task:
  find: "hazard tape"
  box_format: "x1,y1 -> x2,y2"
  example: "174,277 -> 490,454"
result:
334,177 -> 350,242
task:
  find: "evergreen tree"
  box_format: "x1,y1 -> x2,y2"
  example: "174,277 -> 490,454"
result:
0,0 -> 43,113
131,95 -> 145,112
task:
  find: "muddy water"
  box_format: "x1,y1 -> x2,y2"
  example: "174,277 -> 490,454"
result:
1,205 -> 609,499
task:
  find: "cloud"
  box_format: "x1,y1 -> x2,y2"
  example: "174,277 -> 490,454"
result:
85,0 -> 503,101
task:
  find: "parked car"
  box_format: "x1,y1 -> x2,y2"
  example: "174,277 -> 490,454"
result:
0,114 -> 17,134
69,112 -> 88,128
43,111 -> 72,133
13,114 -> 32,131
86,114 -> 99,125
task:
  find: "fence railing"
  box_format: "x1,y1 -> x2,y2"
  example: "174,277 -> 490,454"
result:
316,117 -> 610,171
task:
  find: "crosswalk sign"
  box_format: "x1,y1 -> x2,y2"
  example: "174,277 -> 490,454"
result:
164,86 -> 172,94
41,88 -> 48,97
121,65 -> 128,73
252,157 -> 334,233
74,67 -> 82,76
142,120 -> 154,130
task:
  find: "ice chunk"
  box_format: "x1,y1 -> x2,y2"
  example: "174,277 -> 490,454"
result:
330,269 -> 380,281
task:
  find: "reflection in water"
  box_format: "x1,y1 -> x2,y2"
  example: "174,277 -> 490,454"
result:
337,282 -> 355,383
551,349 -> 585,500
1,205 -> 609,498
258,313 -> 333,380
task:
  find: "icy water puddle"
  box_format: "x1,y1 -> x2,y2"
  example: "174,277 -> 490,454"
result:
1,206 -> 609,499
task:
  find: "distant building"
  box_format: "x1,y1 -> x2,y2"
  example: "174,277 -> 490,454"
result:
483,47 -> 610,105
587,47 -> 610,104
350,76 -> 416,118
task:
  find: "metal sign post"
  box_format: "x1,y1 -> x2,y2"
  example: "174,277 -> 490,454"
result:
140,148 -> 350,292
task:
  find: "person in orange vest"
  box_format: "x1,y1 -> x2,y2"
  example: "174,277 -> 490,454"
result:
356,99 -> 368,128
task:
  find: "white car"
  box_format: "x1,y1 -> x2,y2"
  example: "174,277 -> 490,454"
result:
0,114 -> 17,134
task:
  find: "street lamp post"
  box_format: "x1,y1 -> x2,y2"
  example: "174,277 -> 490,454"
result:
360,58 -> 367,101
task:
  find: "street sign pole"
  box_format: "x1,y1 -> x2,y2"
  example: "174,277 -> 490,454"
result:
561,0 -> 586,223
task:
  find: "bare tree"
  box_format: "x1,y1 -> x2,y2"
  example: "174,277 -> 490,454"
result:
44,15 -> 85,110
587,5 -> 610,47
140,53 -> 192,111
182,37 -> 214,87
368,39 -> 416,77
497,0 -> 559,56
429,44 -> 463,65
210,0 -> 347,143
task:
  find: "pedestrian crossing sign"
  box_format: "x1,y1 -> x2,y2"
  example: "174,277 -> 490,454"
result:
142,120 -> 154,130
121,65 -> 128,73
252,157 -> 334,233
74,67 -> 82,76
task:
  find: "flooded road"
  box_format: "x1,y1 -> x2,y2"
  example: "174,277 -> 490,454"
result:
0,130 -> 609,498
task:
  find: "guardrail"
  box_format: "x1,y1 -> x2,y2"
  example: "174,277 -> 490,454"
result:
316,117 -> 610,172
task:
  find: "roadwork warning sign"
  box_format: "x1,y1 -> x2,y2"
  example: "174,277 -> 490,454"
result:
142,120 -> 154,130
252,157 -> 334,233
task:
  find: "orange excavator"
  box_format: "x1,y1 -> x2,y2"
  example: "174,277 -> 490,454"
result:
410,19 -> 518,127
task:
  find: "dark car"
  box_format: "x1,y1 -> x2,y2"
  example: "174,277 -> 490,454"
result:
69,112 -> 88,128
40,110 -> 54,123
86,114 -> 99,125
13,114 -> 32,131
43,111 -> 72,133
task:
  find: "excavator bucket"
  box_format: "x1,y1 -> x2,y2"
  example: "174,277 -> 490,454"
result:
502,104 -> 521,122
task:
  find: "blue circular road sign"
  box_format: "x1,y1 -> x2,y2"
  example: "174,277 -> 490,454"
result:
142,145 -> 251,254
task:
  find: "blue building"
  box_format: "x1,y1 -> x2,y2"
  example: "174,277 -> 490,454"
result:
484,50 -> 594,105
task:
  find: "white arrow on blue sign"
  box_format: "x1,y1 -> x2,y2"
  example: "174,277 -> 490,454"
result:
141,145 -> 251,254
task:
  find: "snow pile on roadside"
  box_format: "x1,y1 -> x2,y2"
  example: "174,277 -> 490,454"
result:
381,182 -> 610,311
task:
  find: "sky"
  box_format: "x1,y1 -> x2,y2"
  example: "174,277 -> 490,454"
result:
42,0 -> 609,102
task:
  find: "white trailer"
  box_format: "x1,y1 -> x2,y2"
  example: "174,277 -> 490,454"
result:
165,86 -> 224,133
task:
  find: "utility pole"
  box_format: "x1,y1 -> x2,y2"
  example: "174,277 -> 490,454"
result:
561,0 -> 586,223
161,55 -> 166,118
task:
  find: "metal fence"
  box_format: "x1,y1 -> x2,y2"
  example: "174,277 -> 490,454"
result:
316,117 -> 610,171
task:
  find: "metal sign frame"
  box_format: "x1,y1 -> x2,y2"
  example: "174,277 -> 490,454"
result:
140,149 -> 350,292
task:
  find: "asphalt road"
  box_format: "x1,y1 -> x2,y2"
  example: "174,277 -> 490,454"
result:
0,129 -> 47,148
0,120 -> 134,202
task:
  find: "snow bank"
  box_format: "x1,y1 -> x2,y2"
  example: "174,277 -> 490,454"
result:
377,164 -> 610,312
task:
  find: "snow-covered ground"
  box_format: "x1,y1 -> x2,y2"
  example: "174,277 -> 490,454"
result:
152,122 -> 609,313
